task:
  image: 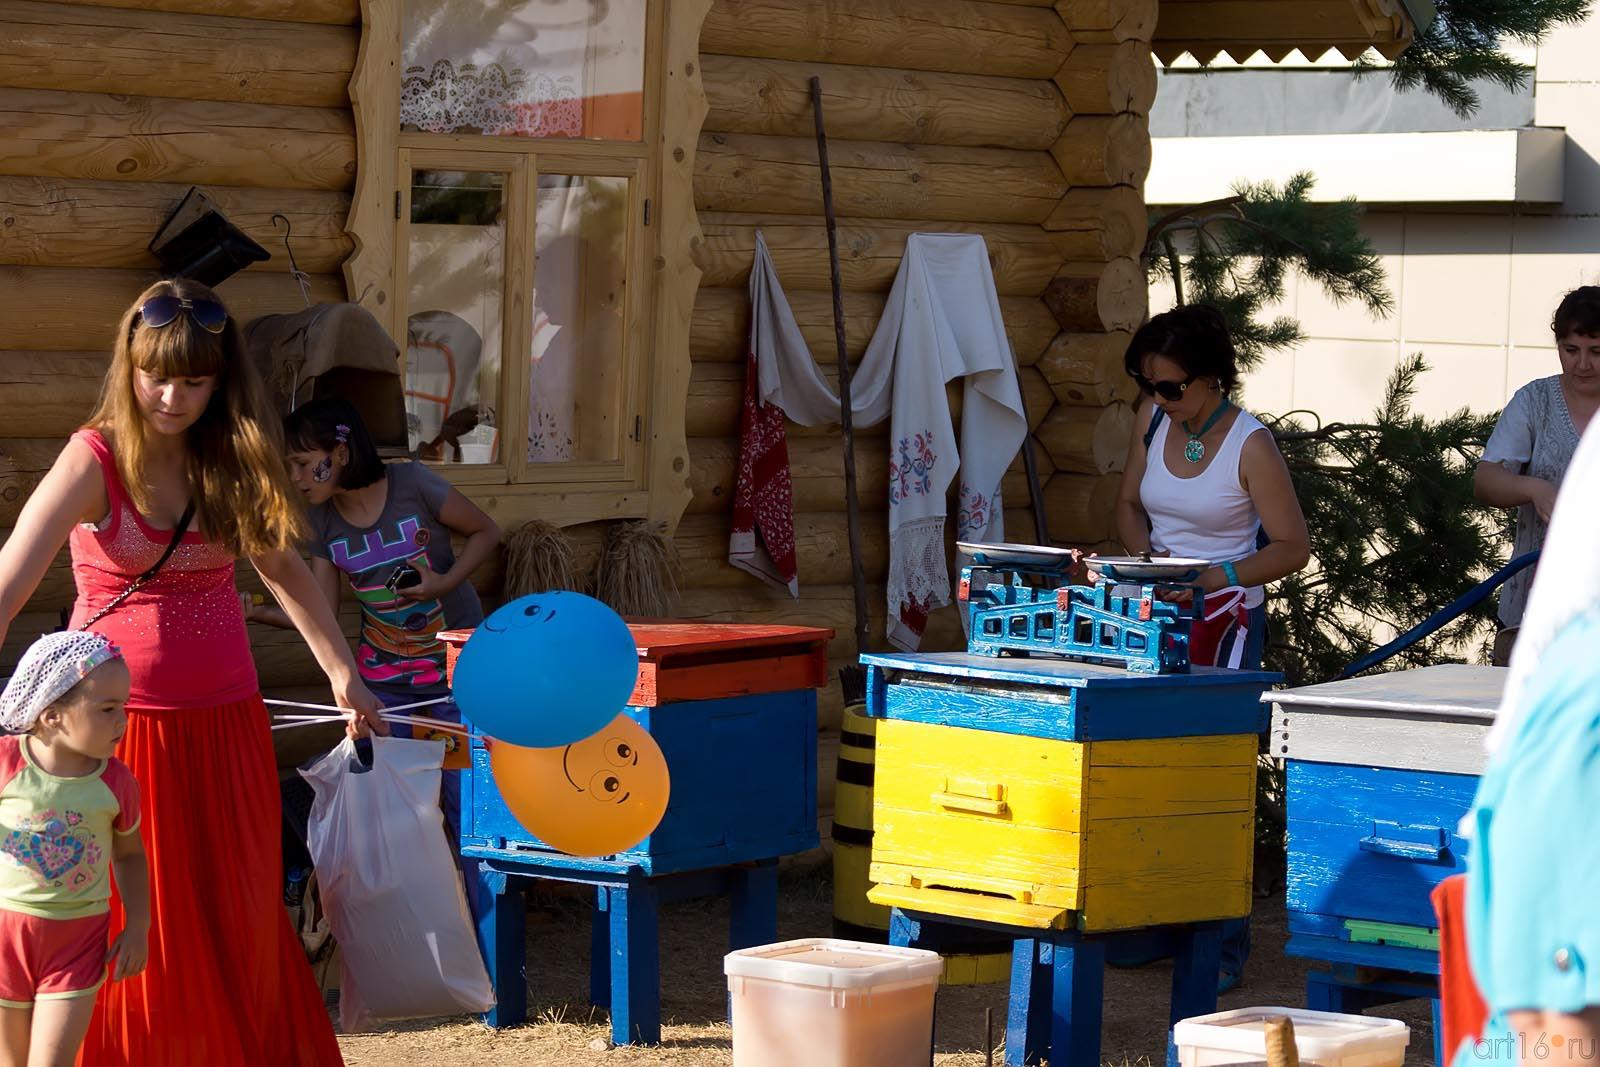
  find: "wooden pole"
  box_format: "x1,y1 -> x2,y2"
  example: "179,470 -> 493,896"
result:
810,75 -> 871,690
1021,433 -> 1049,543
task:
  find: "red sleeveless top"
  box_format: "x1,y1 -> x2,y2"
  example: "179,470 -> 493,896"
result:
67,429 -> 258,710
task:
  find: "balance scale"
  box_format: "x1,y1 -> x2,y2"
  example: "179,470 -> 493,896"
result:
956,543 -> 1210,674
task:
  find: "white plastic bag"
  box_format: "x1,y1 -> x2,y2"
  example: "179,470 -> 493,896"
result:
301,735 -> 495,1031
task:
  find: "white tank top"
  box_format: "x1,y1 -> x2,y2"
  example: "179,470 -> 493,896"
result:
1139,407 -> 1269,608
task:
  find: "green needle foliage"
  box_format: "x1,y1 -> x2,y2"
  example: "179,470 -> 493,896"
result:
1375,0 -> 1591,116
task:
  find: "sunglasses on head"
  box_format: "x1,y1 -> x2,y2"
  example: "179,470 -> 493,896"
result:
1136,373 -> 1197,403
136,295 -> 229,334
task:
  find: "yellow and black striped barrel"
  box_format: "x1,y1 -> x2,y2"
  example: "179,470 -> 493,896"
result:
832,704 -> 891,938
830,704 -> 1011,986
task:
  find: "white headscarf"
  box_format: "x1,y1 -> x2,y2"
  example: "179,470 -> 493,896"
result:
0,631 -> 122,734
1488,419 -> 1600,754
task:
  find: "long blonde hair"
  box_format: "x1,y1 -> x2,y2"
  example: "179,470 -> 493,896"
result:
87,278 -> 308,557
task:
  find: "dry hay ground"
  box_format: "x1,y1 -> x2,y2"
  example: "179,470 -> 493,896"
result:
338,860 -> 1435,1066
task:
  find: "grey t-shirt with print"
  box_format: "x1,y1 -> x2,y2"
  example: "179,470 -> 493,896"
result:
1482,375 -> 1581,627
307,462 -> 484,698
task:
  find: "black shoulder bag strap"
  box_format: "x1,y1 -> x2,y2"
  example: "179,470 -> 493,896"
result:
73,500 -> 197,631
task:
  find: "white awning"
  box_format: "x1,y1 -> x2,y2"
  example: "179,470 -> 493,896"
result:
1147,127 -> 1567,206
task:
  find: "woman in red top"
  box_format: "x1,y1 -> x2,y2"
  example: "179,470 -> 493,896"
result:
0,279 -> 383,1065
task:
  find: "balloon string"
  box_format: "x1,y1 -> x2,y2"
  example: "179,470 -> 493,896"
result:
264,696 -> 453,715
268,710 -> 482,740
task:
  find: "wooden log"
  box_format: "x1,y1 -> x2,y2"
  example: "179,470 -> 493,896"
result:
66,0 -> 357,24
0,266 -> 345,352
1056,0 -> 1159,44
686,360 -> 1056,438
684,434 -> 1052,515
696,132 -> 1065,226
0,177 -> 352,273
0,1 -> 358,108
702,55 -> 1068,150
1017,365 -> 1055,432
690,287 -> 1060,368
1053,41 -> 1158,117
1037,330 -> 1138,406
1042,258 -> 1146,334
701,0 -> 1071,79
0,354 -> 109,439
0,89 -> 356,191
1044,185 -> 1148,261
1049,114 -> 1150,188
0,438 -> 64,527
675,511 -> 890,589
694,213 -> 1084,295
1043,471 -> 1122,544
1036,401 -> 1134,475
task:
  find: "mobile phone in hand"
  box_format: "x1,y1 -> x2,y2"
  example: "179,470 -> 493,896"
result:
386,564 -> 423,592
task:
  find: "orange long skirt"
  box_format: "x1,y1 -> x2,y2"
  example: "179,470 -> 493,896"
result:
79,696 -> 344,1066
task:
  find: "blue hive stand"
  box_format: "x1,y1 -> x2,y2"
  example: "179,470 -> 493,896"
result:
1271,664 -> 1502,1067
442,623 -> 832,1046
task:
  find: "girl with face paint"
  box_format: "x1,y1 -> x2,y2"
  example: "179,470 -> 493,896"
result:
249,398 -> 500,879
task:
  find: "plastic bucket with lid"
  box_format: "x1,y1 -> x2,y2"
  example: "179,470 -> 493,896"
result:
1173,1006 -> 1409,1067
725,938 -> 941,1067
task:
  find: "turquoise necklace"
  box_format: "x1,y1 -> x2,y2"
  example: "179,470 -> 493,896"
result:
1181,396 -> 1231,463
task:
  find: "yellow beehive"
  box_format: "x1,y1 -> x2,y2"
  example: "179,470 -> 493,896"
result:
867,720 -> 1257,933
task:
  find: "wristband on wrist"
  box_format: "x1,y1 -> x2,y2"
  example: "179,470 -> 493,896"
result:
1220,560 -> 1240,588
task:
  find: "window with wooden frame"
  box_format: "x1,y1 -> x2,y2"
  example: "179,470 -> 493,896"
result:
346,0 -> 705,526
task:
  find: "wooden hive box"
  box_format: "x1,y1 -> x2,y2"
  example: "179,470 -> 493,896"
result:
860,652 -> 1278,933
441,622 -> 832,876
1271,664 -> 1501,967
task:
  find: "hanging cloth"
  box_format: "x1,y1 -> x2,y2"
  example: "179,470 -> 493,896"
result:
728,233 -> 801,595
747,232 -> 1026,650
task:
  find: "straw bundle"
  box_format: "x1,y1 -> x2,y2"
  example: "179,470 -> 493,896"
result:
502,519 -> 583,598
594,521 -> 679,618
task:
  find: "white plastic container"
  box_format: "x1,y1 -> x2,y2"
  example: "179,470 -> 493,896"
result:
725,938 -> 942,1067
1173,1007 -> 1410,1067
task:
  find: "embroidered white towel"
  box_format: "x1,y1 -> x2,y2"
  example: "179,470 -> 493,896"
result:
752,232 -> 1026,650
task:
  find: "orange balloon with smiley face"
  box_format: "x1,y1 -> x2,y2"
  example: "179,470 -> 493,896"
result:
490,714 -> 670,857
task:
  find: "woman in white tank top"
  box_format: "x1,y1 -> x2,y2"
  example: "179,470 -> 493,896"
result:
1110,305 -> 1311,990
1115,304 -> 1310,660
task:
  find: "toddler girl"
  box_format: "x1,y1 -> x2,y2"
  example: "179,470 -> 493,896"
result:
0,631 -> 148,1067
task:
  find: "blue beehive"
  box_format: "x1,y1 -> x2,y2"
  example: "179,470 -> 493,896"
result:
444,623 -> 829,875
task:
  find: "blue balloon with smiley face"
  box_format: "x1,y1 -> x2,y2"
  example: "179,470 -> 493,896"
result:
452,591 -> 640,748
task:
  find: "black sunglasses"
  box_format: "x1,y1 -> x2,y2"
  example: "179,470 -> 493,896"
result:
1135,373 -> 1197,403
136,295 -> 229,334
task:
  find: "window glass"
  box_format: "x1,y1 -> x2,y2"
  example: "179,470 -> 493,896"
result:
527,174 -> 629,463
406,169 -> 505,465
402,0 -> 646,141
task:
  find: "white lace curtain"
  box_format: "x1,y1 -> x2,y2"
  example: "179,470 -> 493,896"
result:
400,0 -> 644,139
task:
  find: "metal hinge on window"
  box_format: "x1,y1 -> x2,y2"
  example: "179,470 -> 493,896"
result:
394,191 -> 401,220
632,415 -> 643,442
643,198 -> 652,226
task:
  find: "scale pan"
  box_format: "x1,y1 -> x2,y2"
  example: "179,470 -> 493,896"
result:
957,542 -> 1079,568
1085,555 -> 1211,580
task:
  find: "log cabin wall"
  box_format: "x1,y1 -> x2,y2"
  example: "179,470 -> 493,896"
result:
0,0 -> 363,692
680,0 -> 1153,728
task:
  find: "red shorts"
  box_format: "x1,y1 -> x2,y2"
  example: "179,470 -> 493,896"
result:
0,910 -> 109,1007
